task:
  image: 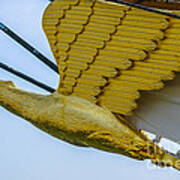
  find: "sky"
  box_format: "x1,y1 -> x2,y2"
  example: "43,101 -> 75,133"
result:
0,0 -> 180,179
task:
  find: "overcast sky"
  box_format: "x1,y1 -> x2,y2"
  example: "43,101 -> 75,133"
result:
0,0 -> 180,179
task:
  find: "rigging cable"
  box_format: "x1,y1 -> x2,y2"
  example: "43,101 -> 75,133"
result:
0,23 -> 59,74
0,62 -> 55,93
115,0 -> 180,19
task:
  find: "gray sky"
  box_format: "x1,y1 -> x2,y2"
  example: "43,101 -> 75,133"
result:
0,0 -> 180,179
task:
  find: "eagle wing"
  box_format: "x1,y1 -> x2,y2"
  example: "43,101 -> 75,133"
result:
42,0 -> 180,116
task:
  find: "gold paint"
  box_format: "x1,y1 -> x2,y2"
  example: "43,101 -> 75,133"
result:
1,0 -> 180,171
1,81 -> 180,170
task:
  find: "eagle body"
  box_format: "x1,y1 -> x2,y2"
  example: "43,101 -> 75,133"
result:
1,0 -> 180,171
0,81 -> 153,159
0,79 -> 179,170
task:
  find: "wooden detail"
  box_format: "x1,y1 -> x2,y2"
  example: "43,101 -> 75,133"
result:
43,0 -> 180,116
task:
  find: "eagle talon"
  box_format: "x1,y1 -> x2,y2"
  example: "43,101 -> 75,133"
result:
87,131 -> 112,141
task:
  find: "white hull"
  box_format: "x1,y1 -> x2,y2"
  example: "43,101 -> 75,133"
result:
129,73 -> 180,144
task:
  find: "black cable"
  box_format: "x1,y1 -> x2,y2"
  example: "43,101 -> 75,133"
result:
115,0 -> 180,19
0,23 -> 59,74
0,61 -> 55,93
